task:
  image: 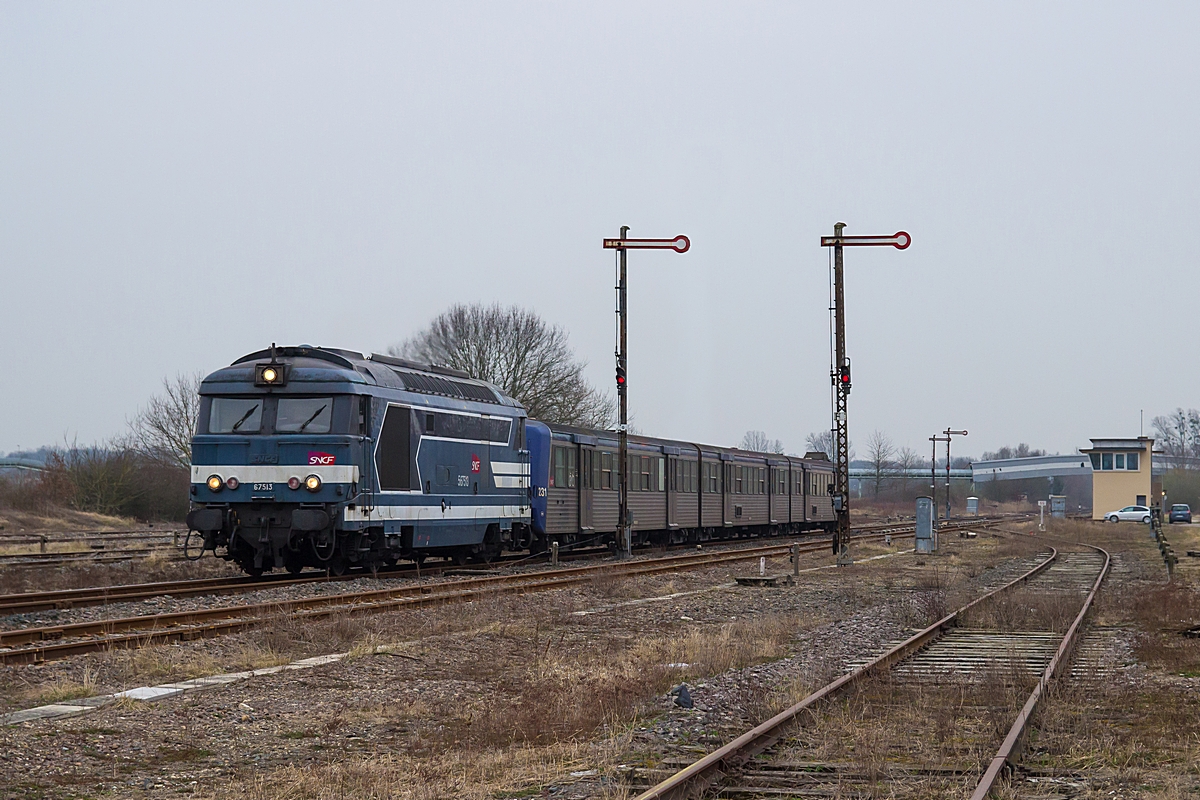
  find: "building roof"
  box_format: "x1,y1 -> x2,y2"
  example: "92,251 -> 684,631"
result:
1080,437 -> 1153,452
971,454 -> 1092,482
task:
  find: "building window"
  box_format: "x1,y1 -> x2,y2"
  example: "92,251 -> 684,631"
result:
1127,452 -> 1139,471
1089,453 -> 1101,470
1101,453 -> 1113,470
1115,454 -> 1125,470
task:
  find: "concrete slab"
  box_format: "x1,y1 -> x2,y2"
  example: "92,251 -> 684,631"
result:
113,686 -> 185,702
59,695 -> 115,708
1,703 -> 91,725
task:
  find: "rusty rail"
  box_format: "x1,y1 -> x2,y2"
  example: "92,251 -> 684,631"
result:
968,543 -> 1111,799
0,534 -> 884,663
634,543 -> 1059,800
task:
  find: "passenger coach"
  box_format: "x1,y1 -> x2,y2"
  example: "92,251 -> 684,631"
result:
527,422 -> 835,549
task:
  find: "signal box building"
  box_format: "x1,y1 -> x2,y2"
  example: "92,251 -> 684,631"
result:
1079,437 -> 1153,520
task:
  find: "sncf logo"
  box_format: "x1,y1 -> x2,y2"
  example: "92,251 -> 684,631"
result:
471,455 -> 481,474
308,451 -> 336,466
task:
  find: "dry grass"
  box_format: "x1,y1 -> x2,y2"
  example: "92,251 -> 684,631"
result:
203,734 -> 636,800
25,664 -> 98,705
108,638 -> 291,685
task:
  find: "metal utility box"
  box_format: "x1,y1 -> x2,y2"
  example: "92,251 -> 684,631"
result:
966,496 -> 979,517
1049,495 -> 1067,519
915,496 -> 934,554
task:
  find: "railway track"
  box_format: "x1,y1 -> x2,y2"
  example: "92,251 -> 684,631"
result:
0,530 -> 186,568
630,539 -> 1110,799
0,521 -> 986,665
0,518 -> 953,616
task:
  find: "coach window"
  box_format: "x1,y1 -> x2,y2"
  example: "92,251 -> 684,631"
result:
657,458 -> 665,492
553,446 -> 576,488
639,456 -> 651,491
601,452 -> 613,489
735,466 -> 744,494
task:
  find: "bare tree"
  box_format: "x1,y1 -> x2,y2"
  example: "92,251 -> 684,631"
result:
865,429 -> 895,497
128,373 -> 202,470
740,430 -> 784,454
805,430 -> 853,462
981,443 -> 1047,461
1153,408 -> 1200,467
392,303 -> 614,428
805,430 -> 834,460
894,446 -> 921,496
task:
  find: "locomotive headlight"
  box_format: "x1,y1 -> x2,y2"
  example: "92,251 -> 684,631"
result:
225,477 -> 240,490
206,475 -> 224,492
304,474 -> 322,492
255,364 -> 287,386
288,476 -> 301,490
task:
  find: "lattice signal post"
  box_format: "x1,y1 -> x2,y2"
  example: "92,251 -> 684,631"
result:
602,230 -> 690,558
820,225 -> 911,565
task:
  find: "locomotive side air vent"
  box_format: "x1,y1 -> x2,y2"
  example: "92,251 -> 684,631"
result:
393,370 -> 500,404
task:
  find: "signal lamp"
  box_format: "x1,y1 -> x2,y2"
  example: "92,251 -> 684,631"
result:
206,475 -> 224,492
225,477 -> 240,490
615,366 -> 626,387
255,364 -> 287,386
288,476 -> 301,490
304,474 -> 322,492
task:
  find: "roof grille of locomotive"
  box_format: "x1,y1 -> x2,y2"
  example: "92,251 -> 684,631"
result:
394,370 -> 500,404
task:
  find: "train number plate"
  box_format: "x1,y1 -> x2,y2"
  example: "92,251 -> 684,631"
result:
251,482 -> 275,499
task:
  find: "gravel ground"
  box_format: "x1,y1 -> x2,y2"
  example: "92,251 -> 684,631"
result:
0,531 -> 1052,799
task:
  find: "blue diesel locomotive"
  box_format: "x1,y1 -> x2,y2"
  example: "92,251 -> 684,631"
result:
187,345 -> 835,576
186,345 -> 533,575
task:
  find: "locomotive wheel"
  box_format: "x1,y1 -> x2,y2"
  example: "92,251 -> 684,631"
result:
285,561 -> 304,575
327,557 -> 348,576
244,565 -> 264,578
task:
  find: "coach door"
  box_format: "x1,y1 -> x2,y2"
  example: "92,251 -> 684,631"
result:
579,448 -> 594,531
666,456 -> 678,529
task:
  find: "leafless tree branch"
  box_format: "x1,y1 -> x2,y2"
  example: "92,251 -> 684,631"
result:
128,372 -> 202,470
391,304 -> 615,428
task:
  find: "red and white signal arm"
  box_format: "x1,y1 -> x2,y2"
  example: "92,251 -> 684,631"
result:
820,231 -> 911,249
603,235 -> 690,253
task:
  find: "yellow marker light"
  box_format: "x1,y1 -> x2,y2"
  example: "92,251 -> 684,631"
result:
304,474 -> 322,492
206,475 -> 224,492
261,367 -> 278,383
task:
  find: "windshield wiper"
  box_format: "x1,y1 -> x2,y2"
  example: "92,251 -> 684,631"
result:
298,404 -> 328,432
231,404 -> 260,431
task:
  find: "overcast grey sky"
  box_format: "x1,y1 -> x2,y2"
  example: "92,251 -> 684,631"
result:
2,2 -> 1198,458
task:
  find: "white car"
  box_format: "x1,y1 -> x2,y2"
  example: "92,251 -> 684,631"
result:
1104,505 -> 1151,524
